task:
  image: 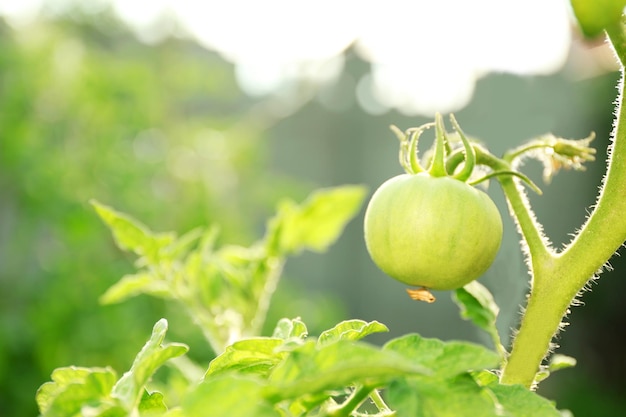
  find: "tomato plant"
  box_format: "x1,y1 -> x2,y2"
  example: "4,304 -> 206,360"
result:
34,1 -> 626,416
364,115 -> 503,292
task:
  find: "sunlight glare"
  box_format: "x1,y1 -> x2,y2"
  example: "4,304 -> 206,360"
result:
0,0 -> 574,116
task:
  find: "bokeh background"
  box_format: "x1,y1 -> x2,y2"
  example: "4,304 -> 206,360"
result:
1,1 -> 624,415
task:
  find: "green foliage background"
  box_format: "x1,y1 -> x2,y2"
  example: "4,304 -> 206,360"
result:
0,10 -> 318,415
1,5 -> 625,417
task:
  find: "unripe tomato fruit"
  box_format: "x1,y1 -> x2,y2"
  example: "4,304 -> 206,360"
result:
364,173 -> 503,290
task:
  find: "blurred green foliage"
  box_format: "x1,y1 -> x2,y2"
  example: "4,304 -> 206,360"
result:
0,10 -> 335,416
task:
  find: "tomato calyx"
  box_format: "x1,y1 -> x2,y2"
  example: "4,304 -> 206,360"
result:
391,113 -> 475,181
391,113 -> 542,195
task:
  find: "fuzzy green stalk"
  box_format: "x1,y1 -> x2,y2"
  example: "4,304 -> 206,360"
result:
500,29 -> 626,386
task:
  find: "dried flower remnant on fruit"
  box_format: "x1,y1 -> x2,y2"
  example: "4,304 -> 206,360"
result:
406,287 -> 436,303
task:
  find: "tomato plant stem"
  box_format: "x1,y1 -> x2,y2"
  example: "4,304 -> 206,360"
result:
497,176 -> 552,263
250,257 -> 285,337
501,31 -> 626,387
325,385 -> 373,417
499,267 -> 573,387
369,389 -> 395,415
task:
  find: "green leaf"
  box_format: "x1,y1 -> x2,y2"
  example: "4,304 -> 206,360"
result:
91,200 -> 173,264
36,366 -> 118,416
162,227 -> 203,261
548,354 -> 577,372
571,0 -> 626,38
317,319 -> 388,347
470,372 -> 562,416
387,373 -> 501,417
99,273 -> 172,304
112,319 -> 188,410
453,282 -> 499,332
470,370 -> 499,386
265,340 -> 430,402
534,354 -> 577,384
264,185 -> 367,256
163,409 -> 184,417
183,375 -> 279,417
205,338 -> 287,378
138,390 -> 167,416
453,281 -> 504,355
383,334 -> 500,379
488,383 -> 561,417
271,317 -> 308,339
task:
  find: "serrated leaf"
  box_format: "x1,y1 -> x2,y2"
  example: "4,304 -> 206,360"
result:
383,334 -> 500,379
91,200 -> 173,264
265,340 -> 430,402
183,375 -> 279,417
272,317 -> 308,340
264,185 -> 367,256
99,273 -> 172,305
317,320 -> 388,347
205,338 -> 287,378
387,373 -> 501,417
112,319 -> 188,410
488,383 -> 561,417
36,366 -> 118,416
571,0 -> 626,38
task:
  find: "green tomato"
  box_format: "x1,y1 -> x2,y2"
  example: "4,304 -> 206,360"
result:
364,173 -> 503,290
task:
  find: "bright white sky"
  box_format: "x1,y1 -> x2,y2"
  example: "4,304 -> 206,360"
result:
0,0 -> 574,116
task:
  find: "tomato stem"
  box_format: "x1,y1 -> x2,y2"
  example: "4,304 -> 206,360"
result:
470,170 -> 542,195
501,29 -> 626,387
325,384 -> 375,417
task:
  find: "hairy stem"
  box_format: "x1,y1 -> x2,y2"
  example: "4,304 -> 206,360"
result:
501,31 -> 626,386
499,264 -> 575,386
325,385 -> 373,417
250,257 -> 285,337
369,389 -> 395,415
497,176 -> 552,263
